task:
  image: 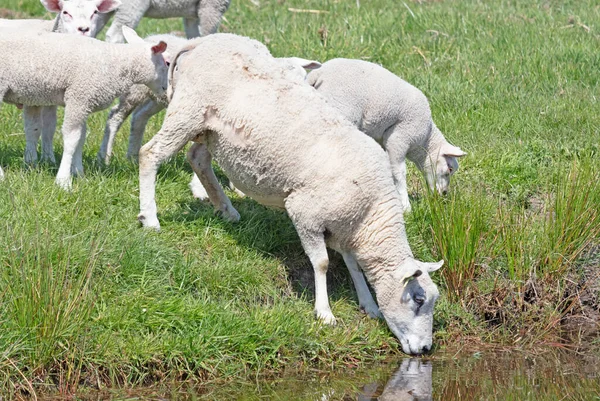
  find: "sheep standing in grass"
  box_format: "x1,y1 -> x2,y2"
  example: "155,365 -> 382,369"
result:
0,0 -> 121,165
0,28 -> 168,189
307,58 -> 466,212
94,0 -> 230,43
137,34 -> 444,355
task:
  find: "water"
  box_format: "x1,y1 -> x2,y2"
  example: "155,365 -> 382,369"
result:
51,350 -> 600,400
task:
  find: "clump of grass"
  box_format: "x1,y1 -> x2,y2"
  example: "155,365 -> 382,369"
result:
0,225 -> 100,394
419,188 -> 489,302
539,159 -> 600,277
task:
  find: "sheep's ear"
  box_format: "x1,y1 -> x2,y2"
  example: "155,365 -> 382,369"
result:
95,0 -> 121,13
151,41 -> 167,55
442,144 -> 467,158
122,26 -> 144,44
40,0 -> 64,13
288,57 -> 322,71
417,260 -> 444,273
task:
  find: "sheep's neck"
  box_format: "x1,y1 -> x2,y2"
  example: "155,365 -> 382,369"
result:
117,48 -> 154,88
351,196 -> 413,288
409,122 -> 446,189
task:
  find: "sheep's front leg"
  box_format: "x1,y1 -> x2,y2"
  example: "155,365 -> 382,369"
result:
286,196 -> 336,325
138,120 -> 194,230
127,99 -> 164,162
71,122 -> 87,177
41,106 -> 57,164
187,143 -> 240,222
384,131 -> 412,212
55,107 -> 87,190
342,252 -> 382,319
98,97 -> 138,164
23,105 -> 42,165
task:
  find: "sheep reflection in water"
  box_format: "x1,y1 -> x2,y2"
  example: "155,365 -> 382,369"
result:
359,358 -> 433,401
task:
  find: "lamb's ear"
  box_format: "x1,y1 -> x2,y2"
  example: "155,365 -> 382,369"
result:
288,57 -> 322,71
151,41 -> 167,55
40,0 -> 63,13
122,26 -> 144,44
442,144 -> 467,158
417,260 -> 444,273
95,0 -> 121,13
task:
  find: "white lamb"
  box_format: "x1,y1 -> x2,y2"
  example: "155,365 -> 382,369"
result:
0,28 -> 168,189
97,31 -> 320,165
94,0 -> 231,43
307,58 -> 467,212
0,0 -> 121,166
137,34 -> 444,355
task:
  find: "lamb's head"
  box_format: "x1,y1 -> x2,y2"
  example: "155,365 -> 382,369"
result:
426,142 -> 466,195
41,0 -> 121,37
277,57 -> 322,82
376,258 -> 443,355
122,27 -> 169,96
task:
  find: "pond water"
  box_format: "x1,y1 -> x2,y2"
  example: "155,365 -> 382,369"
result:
60,349 -> 600,400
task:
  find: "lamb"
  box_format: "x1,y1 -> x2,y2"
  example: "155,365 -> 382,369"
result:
94,0 -> 231,43
0,0 -> 121,166
306,58 -> 467,212
0,28 -> 168,189
97,31 -> 321,165
137,33 -> 444,355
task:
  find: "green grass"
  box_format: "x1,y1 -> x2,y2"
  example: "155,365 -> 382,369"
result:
1,0 -> 600,394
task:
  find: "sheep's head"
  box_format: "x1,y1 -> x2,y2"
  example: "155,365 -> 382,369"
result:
41,0 -> 121,37
122,27 -> 169,95
376,258 -> 443,355
277,57 -> 322,82
426,143 -> 466,195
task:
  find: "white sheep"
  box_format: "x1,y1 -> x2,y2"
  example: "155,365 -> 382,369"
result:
94,0 -> 231,43
0,0 -> 121,166
307,58 -> 466,212
137,34 -> 444,355
0,28 -> 168,189
97,32 -> 321,165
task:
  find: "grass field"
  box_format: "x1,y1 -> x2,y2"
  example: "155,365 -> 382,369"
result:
1,0 -> 599,394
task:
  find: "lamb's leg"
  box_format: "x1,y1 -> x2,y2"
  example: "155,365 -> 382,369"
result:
71,122 -> 86,177
183,17 -> 200,38
197,0 -> 230,36
187,143 -> 240,222
92,10 -> 113,37
342,252 -> 382,319
138,121 -> 195,230
40,106 -> 57,164
127,99 -> 164,162
55,107 -> 87,190
384,132 -> 412,212
23,105 -> 42,165
98,96 -> 138,164
285,196 -> 336,325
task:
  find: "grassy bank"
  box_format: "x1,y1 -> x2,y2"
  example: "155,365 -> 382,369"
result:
1,0 -> 599,394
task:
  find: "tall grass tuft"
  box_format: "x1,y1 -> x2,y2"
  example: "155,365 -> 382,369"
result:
420,189 -> 489,302
0,225 -> 100,389
539,159 -> 600,277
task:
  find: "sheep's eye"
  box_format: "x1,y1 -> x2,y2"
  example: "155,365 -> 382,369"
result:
414,295 -> 425,306
62,11 -> 68,14
166,61 -> 171,67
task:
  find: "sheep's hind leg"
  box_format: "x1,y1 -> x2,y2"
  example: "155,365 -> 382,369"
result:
41,106 -> 57,164
23,106 -> 42,165
197,0 -> 230,36
187,143 -> 240,222
98,96 -> 138,164
286,196 -> 336,325
127,99 -> 164,162
183,17 -> 200,38
342,252 -> 382,319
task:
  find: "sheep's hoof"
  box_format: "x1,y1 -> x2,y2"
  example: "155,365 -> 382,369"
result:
55,176 -> 72,191
41,153 -> 56,164
316,310 -> 337,326
360,304 -> 384,319
217,205 -> 241,223
137,214 -> 161,231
